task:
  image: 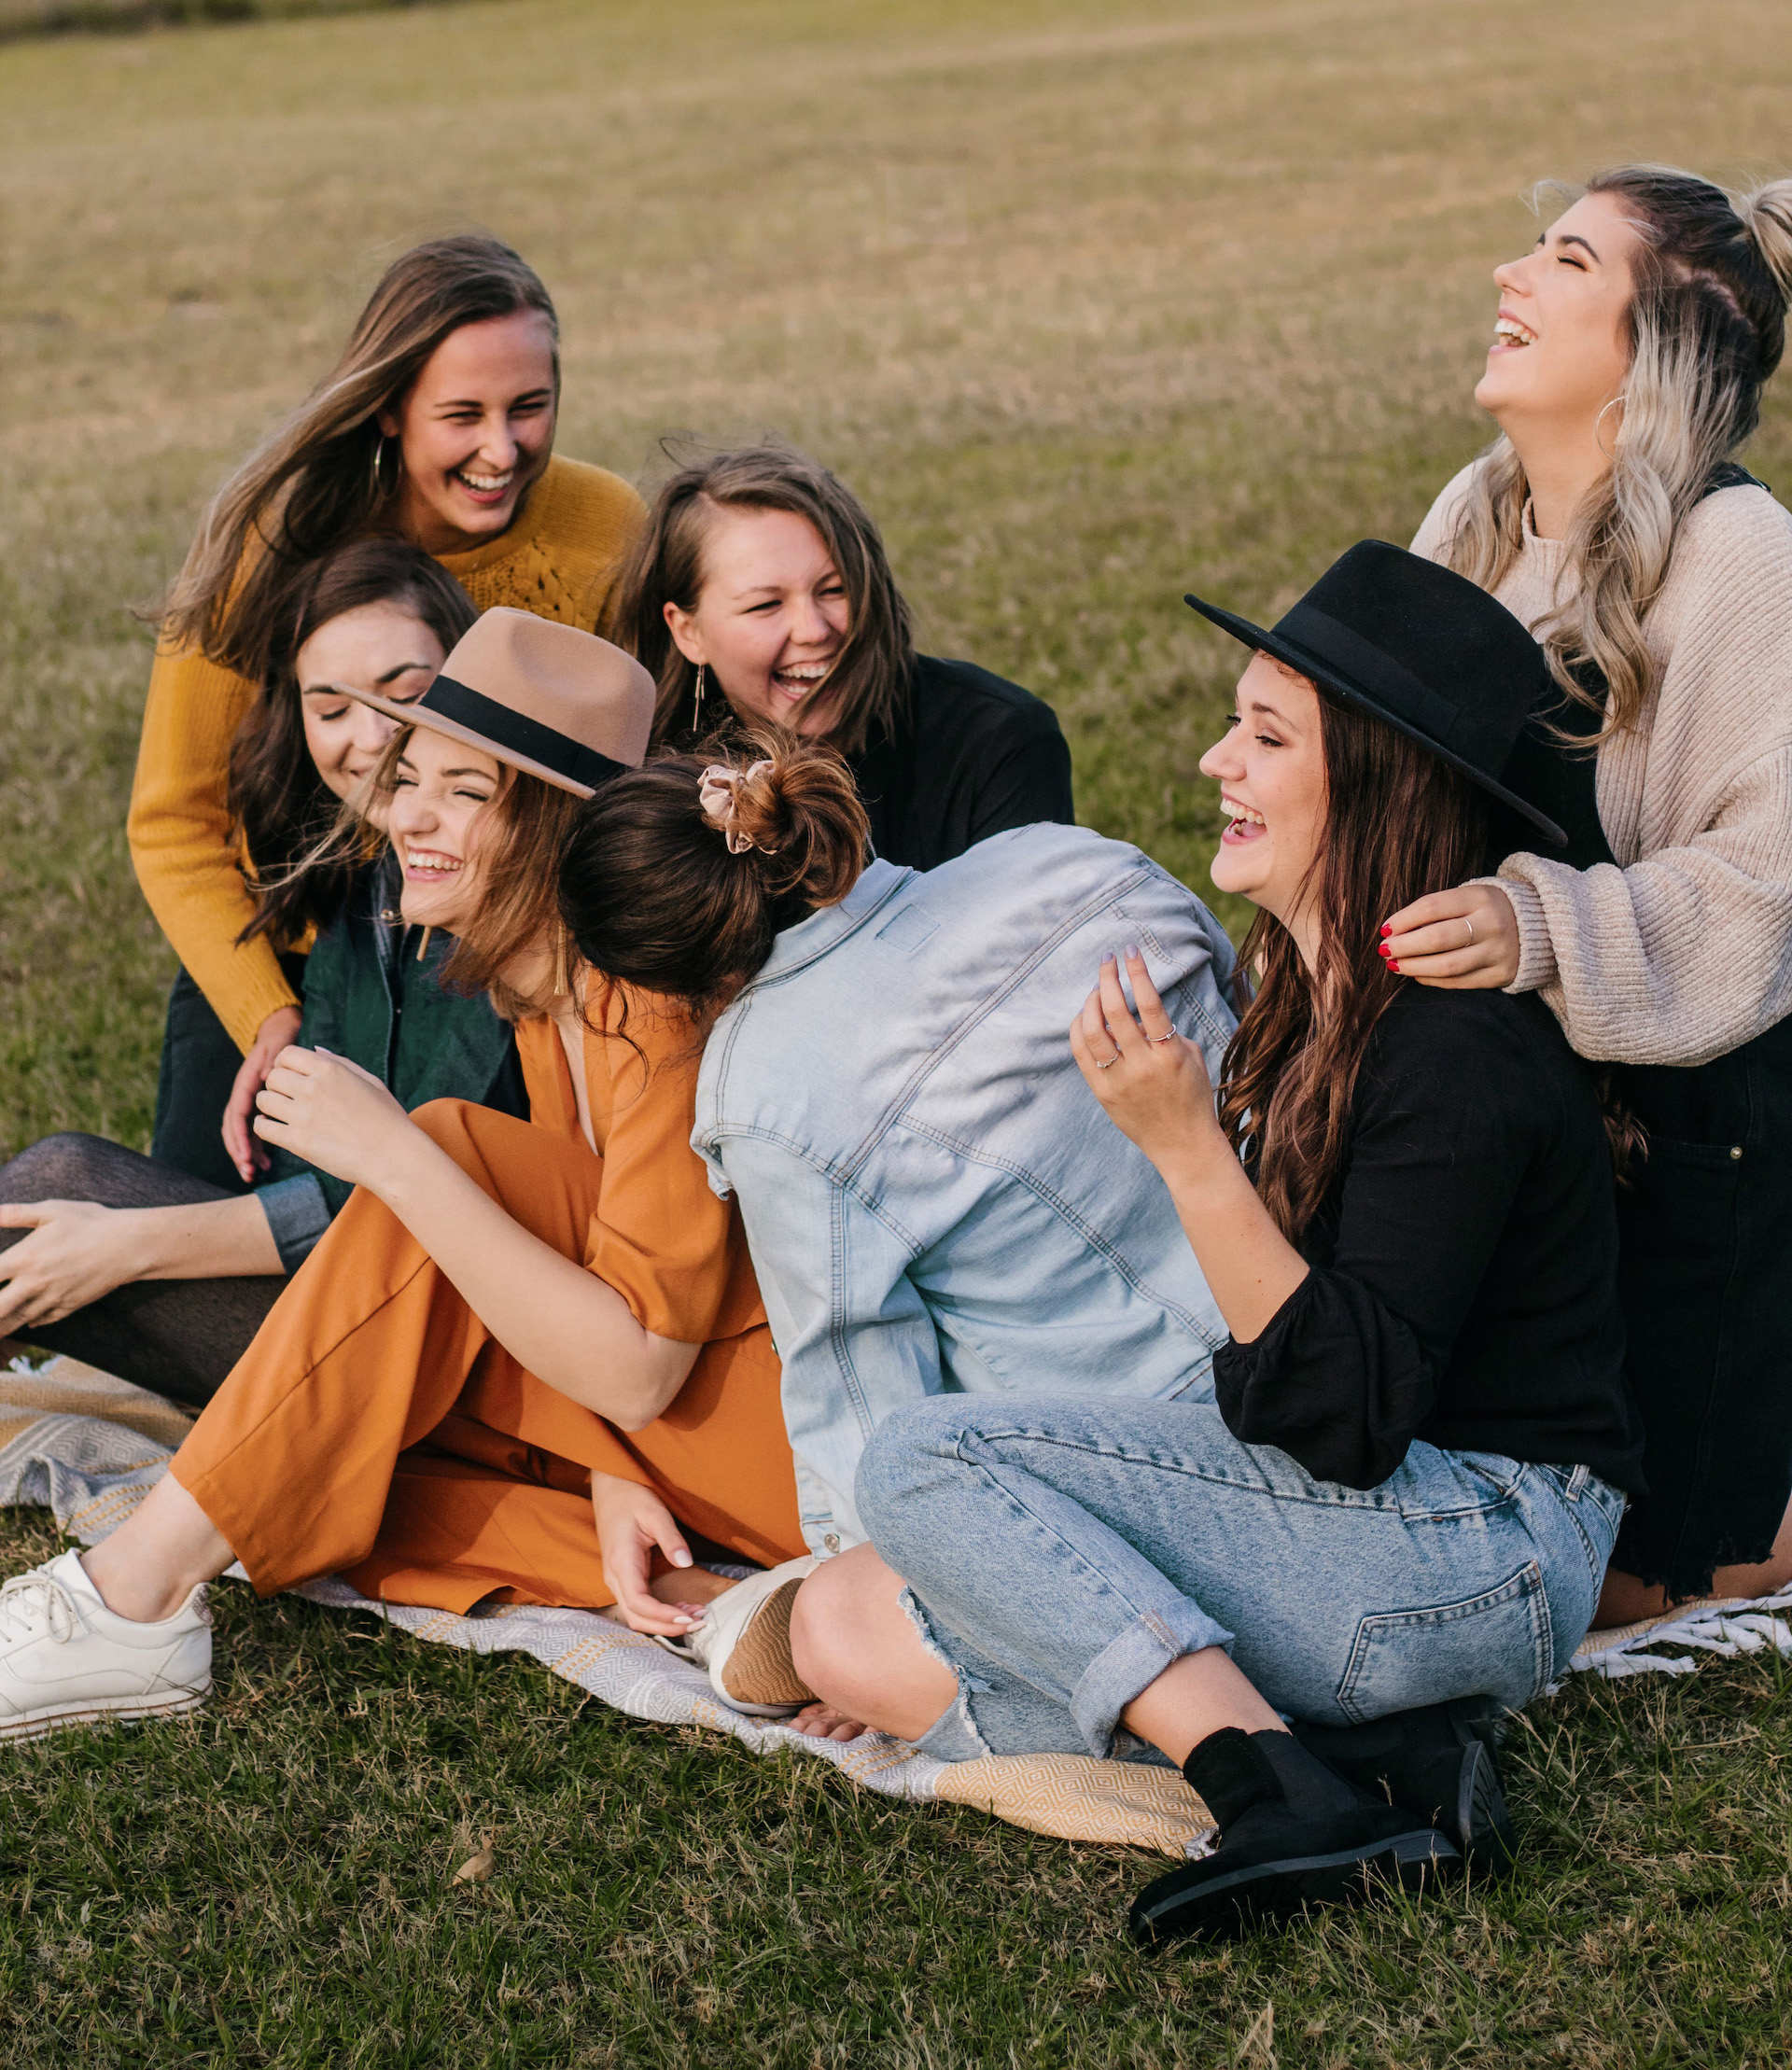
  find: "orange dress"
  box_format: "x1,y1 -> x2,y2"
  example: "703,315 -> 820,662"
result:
171,980 -> 804,1612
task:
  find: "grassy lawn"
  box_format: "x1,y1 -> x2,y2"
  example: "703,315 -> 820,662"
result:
4,0 -> 1792,2059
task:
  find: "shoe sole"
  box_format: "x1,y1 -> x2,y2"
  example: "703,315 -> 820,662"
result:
718,1578 -> 812,1708
1456,1738 -> 1519,1876
1130,1828 -> 1457,1947
0,1683 -> 210,1744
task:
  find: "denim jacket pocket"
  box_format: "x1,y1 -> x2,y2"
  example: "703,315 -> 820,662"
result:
1335,1560 -> 1553,1722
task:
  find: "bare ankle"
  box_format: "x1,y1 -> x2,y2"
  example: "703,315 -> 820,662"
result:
78,1549 -> 198,1625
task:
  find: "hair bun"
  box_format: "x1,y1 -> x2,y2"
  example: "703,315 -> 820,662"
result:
1739,178 -> 1792,304
721,736 -> 869,907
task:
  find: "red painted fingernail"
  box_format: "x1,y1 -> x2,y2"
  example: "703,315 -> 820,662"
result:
1378,944 -> 1391,958
1379,924 -> 1393,939
1389,959 -> 1401,972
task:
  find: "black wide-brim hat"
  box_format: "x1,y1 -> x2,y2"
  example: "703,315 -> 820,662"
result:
1184,540 -> 1567,847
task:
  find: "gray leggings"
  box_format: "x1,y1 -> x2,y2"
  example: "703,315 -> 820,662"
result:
0,1133 -> 282,1408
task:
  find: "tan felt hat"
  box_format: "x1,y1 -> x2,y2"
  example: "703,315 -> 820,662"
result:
343,607 -> 656,798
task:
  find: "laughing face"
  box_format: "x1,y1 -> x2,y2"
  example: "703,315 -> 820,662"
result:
1197,652 -> 1328,938
383,723 -> 506,931
663,504 -> 851,739
296,599 -> 446,806
1474,190 -> 1639,442
380,310 -> 557,557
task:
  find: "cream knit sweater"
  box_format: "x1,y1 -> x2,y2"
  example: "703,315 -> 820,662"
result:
1412,463 -> 1792,1068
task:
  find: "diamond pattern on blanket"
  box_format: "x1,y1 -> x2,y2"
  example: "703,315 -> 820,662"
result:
0,1357 -> 1211,1858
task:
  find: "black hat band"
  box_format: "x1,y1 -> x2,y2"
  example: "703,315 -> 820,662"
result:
422,673 -> 631,793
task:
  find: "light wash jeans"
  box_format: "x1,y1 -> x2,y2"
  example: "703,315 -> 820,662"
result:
855,1395 -> 1623,1762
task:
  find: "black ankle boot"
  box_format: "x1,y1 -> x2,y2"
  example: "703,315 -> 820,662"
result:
1128,1727 -> 1459,1947
1290,1699 -> 1517,1875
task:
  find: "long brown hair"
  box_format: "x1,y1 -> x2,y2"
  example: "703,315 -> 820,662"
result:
1217,682 -> 1491,1240
1443,165 -> 1792,738
354,729 -> 584,1023
160,235 -> 558,683
617,446 -> 916,757
230,540 -> 477,945
557,735 -> 869,1025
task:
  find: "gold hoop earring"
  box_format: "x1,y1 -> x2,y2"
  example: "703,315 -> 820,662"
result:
692,661 -> 707,736
370,433 -> 399,500
1594,394 -> 1628,461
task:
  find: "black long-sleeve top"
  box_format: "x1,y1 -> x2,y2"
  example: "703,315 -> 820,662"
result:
1212,986 -> 1645,1494
847,653 -> 1074,870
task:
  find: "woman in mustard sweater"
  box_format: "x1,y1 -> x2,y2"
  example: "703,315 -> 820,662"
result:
133,233 -> 643,1189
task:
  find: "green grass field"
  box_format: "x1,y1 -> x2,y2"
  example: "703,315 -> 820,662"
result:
5,1 -> 1792,2061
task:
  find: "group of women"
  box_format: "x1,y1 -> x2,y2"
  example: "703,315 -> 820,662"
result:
1,161 -> 1789,1949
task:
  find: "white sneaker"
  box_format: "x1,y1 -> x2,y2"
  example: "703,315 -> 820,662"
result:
657,1554 -> 824,1715
0,1550 -> 212,1743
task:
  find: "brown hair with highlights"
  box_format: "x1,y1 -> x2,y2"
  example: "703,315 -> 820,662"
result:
557,734 -> 869,1026
160,234 -> 558,684
230,539 -> 476,946
357,729 -> 584,1024
617,445 -> 916,757
1217,678 -> 1491,1240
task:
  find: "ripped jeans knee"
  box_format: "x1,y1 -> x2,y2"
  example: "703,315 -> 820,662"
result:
898,1585 -> 1105,1765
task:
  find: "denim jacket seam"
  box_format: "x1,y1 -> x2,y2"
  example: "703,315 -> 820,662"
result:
887,1114 -> 1227,1349
832,866 -> 1160,1183
734,868 -> 913,993
705,1122 -> 928,1254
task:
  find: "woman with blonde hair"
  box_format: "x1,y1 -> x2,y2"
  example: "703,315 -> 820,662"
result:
618,444 -> 1074,867
1381,166 -> 1792,1614
134,234 -> 643,1191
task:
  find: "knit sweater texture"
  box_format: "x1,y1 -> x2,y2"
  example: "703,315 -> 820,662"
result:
128,455 -> 645,1052
1412,462 -> 1792,1067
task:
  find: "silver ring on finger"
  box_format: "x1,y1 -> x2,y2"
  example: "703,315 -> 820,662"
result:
1094,1048 -> 1123,1070
1148,1029 -> 1177,1044
1463,916 -> 1475,945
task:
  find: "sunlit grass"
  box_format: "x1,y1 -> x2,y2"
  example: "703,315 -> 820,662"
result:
4,1 -> 1792,2060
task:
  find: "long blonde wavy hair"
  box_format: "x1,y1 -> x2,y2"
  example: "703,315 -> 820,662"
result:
1442,165 -> 1792,736
159,235 -> 558,685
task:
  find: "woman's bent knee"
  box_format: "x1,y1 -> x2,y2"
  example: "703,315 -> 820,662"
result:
789,1556 -> 866,1706
0,1132 -> 112,1203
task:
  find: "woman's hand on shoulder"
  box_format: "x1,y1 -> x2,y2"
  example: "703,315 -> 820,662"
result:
1380,884 -> 1519,989
1070,948 -> 1228,1179
251,1044 -> 412,1191
0,1201 -> 141,1332
223,1004 -> 304,1182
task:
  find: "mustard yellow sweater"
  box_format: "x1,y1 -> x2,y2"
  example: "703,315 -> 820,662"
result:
128,456 -> 645,1052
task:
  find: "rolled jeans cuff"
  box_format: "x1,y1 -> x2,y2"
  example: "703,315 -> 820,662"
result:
904,1584 -> 1231,1763
1069,1601 -> 1233,1757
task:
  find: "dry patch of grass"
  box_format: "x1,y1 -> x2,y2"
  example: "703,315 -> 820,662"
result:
4,2 -> 1792,2061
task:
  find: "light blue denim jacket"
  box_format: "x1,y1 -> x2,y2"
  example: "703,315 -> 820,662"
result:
692,823 -> 1240,1551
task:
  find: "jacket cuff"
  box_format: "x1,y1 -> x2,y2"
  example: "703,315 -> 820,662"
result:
1476,871 -> 1557,995
254,1173 -> 331,1275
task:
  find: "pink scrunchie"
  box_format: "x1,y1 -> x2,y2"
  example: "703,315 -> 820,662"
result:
697,761 -> 777,855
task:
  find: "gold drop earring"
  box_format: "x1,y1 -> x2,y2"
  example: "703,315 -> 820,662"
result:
692,662 -> 707,737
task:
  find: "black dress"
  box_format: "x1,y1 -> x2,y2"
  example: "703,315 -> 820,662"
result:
847,654 -> 1075,869
1499,465 -> 1792,1596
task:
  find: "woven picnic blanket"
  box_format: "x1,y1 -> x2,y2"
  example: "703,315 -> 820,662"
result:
9,1358 -> 1788,1854
0,1357 -> 1211,1858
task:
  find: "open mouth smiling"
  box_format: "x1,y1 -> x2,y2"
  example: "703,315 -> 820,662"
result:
1221,795 -> 1267,843
770,660 -> 835,702
402,845 -> 464,883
